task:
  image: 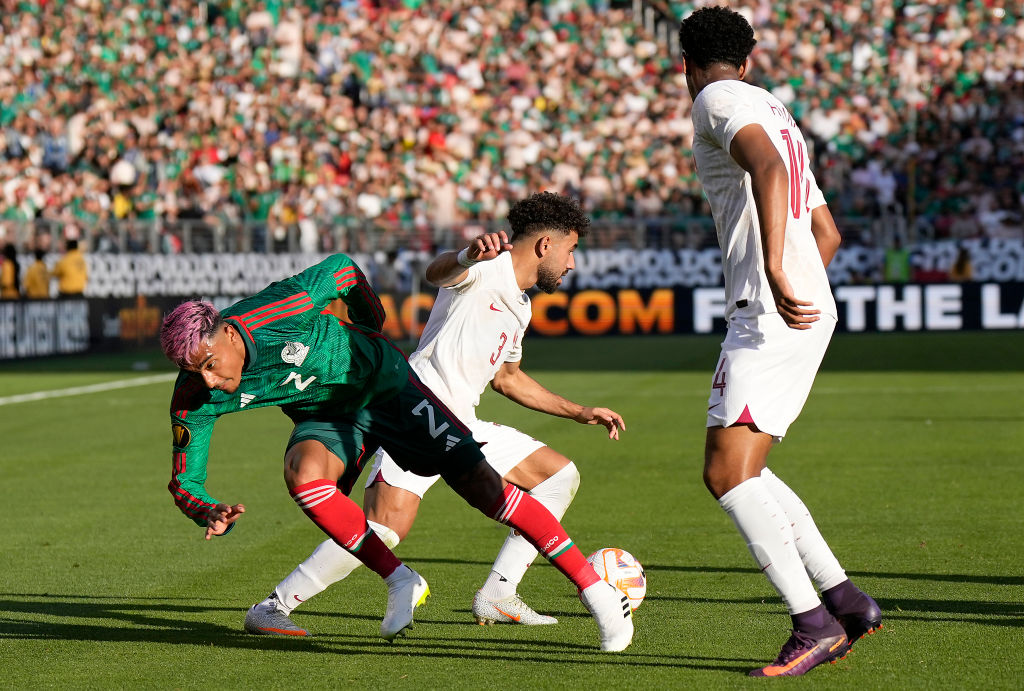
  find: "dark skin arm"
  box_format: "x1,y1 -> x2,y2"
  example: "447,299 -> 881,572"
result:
810,203 -> 842,269
729,123 -> 820,329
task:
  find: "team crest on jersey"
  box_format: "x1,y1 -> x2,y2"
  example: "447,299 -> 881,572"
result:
172,423 -> 191,448
281,341 -> 309,366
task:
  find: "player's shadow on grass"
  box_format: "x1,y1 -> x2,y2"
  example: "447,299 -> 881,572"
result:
0,594 -> 753,671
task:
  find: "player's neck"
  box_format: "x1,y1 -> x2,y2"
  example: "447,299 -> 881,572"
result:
692,63 -> 746,96
508,245 -> 538,291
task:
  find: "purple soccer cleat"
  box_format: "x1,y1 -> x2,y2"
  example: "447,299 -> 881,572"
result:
831,590 -> 883,654
749,629 -> 848,677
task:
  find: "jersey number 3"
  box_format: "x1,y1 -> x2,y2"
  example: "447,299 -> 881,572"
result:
489,332 -> 508,365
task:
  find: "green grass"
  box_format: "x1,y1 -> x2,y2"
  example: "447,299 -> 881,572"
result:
1,332 -> 1022,688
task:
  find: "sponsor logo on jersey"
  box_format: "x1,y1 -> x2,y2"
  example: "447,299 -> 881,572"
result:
239,393 -> 256,407
489,303 -> 502,312
171,423 -> 191,448
445,434 -> 460,451
281,341 -> 310,366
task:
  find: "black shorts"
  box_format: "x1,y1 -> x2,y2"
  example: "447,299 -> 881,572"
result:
287,371 -> 483,495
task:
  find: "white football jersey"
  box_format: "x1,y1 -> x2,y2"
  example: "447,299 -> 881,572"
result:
409,251 -> 532,423
691,79 -> 836,321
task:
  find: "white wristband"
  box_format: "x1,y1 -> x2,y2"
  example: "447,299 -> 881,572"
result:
456,247 -> 479,267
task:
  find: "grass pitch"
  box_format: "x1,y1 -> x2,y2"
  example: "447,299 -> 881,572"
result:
1,331 -> 1022,688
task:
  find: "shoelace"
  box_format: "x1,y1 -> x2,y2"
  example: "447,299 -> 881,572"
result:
774,630 -> 817,663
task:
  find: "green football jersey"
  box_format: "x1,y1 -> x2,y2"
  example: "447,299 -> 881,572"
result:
168,254 -> 409,527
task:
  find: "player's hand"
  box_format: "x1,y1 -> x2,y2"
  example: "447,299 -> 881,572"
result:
574,407 -> 626,440
766,267 -> 819,329
204,503 -> 245,540
466,231 -> 513,262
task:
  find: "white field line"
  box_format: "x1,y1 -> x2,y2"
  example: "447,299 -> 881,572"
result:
0,373 -> 177,406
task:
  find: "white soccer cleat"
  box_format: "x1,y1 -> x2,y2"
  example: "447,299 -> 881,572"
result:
244,595 -> 311,637
380,567 -> 430,641
472,590 -> 558,626
580,581 -> 634,652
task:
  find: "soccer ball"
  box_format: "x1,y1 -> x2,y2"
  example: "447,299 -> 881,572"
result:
587,547 -> 646,612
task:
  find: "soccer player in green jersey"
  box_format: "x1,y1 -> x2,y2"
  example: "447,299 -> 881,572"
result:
160,253 -> 634,650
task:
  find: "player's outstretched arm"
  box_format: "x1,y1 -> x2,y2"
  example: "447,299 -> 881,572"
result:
425,231 -> 513,287
204,503 -> 246,540
730,123 -> 820,330
491,362 -> 625,440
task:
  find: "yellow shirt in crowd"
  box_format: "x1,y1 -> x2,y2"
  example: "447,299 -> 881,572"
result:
0,260 -> 18,299
53,248 -> 88,295
24,259 -> 51,299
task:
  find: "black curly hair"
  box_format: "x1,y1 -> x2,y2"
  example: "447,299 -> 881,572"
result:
678,6 -> 757,70
507,192 -> 590,242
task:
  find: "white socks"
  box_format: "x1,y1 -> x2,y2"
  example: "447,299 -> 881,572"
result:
273,520 -> 401,614
759,467 -> 848,592
718,476 -> 820,615
480,462 -> 580,601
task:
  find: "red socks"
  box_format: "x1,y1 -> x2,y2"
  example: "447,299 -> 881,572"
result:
291,479 -> 401,578
490,484 -> 599,590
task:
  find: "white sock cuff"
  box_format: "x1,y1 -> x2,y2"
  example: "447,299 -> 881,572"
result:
368,520 -> 401,549
717,475 -> 765,511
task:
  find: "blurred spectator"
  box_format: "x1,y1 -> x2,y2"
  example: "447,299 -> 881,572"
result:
52,239 -> 87,297
24,248 -> 50,299
948,245 -> 973,282
0,0 -> 1019,253
883,239 -> 910,283
0,244 -> 19,299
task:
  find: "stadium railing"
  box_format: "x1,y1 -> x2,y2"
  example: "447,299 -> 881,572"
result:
0,215 -> 883,254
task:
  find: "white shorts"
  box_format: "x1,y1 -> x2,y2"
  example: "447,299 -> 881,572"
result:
364,418 -> 547,498
706,312 -> 835,439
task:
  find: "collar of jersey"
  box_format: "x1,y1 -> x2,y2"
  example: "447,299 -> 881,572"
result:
224,315 -> 258,371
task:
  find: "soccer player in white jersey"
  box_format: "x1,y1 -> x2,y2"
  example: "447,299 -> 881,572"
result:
679,7 -> 881,678
245,192 -> 629,635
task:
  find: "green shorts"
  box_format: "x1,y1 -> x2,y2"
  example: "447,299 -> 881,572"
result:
287,372 -> 484,495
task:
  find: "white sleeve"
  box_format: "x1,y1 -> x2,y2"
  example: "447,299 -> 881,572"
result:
449,262 -> 483,294
698,84 -> 762,153
504,332 -> 523,364
805,165 -> 827,210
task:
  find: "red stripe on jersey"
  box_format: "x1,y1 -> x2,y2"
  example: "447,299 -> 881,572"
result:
170,484 -> 215,518
242,293 -> 313,328
246,303 -> 314,330
169,484 -> 213,519
225,315 -> 254,343
337,280 -> 385,328
336,266 -> 385,327
241,291 -> 311,322
406,372 -> 470,435
358,280 -> 385,327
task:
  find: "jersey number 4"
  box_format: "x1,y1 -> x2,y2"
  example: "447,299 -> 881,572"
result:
712,357 -> 727,395
780,129 -> 811,219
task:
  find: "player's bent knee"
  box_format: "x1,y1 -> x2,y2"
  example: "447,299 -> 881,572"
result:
444,459 -> 504,513
283,440 -> 344,490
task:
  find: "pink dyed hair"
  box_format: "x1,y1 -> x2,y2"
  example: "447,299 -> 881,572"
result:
160,300 -> 223,368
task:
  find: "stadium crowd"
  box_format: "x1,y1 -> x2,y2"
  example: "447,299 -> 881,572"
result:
0,0 -> 1021,257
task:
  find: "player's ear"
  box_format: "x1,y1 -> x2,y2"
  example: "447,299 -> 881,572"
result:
535,235 -> 551,257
